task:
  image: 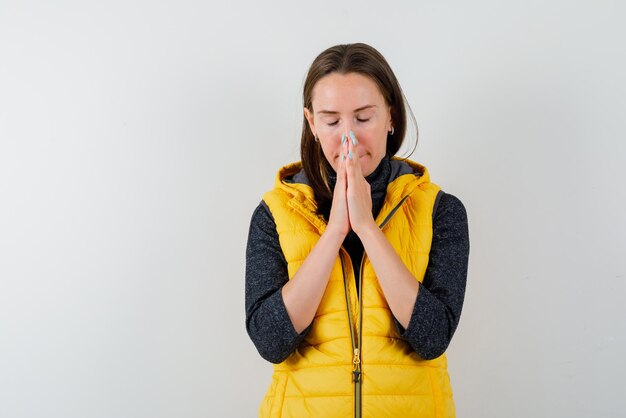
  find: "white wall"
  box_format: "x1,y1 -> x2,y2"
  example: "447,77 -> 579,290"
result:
1,1 -> 625,417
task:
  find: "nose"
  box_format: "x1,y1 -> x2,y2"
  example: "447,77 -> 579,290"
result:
342,121 -> 355,140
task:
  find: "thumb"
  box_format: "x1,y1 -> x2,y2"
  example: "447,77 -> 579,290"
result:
336,135 -> 348,187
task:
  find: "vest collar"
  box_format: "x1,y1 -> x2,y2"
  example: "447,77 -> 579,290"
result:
272,158 -> 432,234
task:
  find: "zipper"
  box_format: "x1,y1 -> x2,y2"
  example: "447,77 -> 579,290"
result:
340,250 -> 363,418
379,195 -> 409,229
339,251 -> 357,363
340,194 -> 411,418
354,254 -> 365,418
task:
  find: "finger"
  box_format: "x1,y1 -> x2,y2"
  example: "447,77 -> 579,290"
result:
336,134 -> 348,187
349,130 -> 365,178
345,133 -> 354,185
345,131 -> 361,182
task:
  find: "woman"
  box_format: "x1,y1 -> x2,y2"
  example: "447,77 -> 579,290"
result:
245,43 -> 469,418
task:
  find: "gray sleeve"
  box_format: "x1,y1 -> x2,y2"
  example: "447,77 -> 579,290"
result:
245,201 -> 311,364
394,192 -> 470,360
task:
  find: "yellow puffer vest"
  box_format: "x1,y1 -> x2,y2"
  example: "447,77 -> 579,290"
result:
260,159 -> 455,418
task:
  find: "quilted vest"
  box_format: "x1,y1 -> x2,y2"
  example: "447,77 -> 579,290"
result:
259,159 -> 455,418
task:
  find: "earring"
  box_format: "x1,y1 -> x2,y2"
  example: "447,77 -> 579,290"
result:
389,127 -> 394,136
314,134 -> 319,142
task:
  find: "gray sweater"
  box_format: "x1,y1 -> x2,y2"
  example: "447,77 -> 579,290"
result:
245,154 -> 469,363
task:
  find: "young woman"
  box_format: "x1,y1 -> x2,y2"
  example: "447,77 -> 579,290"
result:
245,43 -> 469,418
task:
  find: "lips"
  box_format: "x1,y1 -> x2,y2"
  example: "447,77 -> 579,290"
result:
335,152 -> 368,160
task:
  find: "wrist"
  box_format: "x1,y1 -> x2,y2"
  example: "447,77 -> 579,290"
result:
322,225 -> 348,246
353,219 -> 379,239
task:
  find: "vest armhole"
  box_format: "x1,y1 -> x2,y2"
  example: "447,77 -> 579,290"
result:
259,200 -> 278,226
261,199 -> 272,216
432,190 -> 444,221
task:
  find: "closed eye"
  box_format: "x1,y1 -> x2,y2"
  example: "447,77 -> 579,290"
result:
326,118 -> 369,126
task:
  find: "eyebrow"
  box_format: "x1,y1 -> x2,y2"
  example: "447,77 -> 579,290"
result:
316,105 -> 377,115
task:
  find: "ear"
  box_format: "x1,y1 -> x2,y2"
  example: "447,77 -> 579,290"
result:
304,107 -> 316,137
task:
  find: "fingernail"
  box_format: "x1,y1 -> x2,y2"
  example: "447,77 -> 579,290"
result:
349,130 -> 357,145
348,150 -> 353,160
341,153 -> 345,161
341,133 -> 346,145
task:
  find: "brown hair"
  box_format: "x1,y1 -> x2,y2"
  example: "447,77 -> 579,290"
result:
301,43 -> 417,216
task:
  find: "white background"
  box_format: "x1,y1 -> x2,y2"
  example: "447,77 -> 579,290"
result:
1,1 -> 625,417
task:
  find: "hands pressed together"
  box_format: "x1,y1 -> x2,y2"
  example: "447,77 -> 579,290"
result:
327,131 -> 378,239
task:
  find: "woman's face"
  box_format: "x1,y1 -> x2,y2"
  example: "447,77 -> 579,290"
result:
304,72 -> 393,177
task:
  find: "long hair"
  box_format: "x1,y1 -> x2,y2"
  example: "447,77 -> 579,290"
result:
301,43 -> 417,216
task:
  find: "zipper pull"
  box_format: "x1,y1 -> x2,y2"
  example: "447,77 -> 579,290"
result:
352,348 -> 361,383
353,348 -> 361,366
